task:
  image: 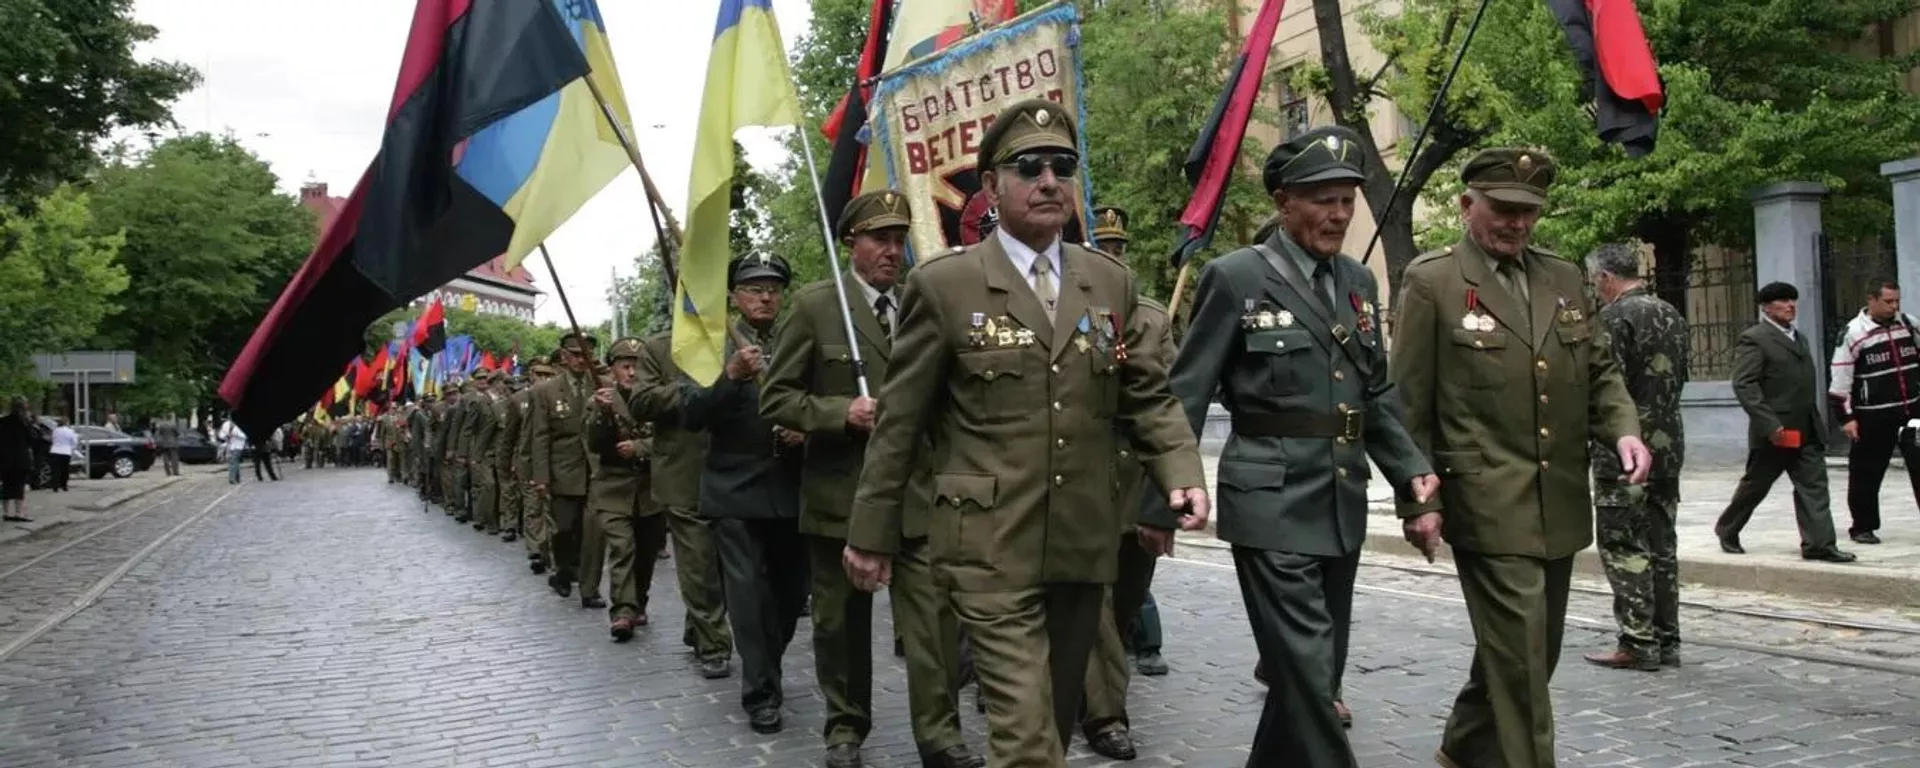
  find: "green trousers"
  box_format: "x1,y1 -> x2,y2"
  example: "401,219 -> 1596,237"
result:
1441,552 -> 1575,768
664,505 -> 732,662
952,583 -> 1103,768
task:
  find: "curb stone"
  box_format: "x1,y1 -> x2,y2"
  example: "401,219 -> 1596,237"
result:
79,475 -> 185,512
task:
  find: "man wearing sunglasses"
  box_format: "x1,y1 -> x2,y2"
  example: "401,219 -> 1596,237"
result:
1162,125 -> 1438,767
842,99 -> 1209,767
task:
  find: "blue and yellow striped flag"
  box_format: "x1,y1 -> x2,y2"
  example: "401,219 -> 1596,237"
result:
671,0 -> 803,385
455,0 -> 636,271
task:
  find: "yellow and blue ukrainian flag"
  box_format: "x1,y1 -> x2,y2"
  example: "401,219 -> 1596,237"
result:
672,0 -> 802,385
452,0 -> 636,270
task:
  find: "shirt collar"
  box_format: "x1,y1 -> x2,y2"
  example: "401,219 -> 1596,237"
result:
851,271 -> 895,308
994,226 -> 1062,279
1764,316 -> 1796,337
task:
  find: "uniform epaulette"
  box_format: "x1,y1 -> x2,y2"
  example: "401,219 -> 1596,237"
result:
1135,294 -> 1169,315
1525,244 -> 1562,260
1408,245 -> 1455,268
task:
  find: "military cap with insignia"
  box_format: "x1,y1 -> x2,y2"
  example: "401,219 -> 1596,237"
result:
607,337 -> 645,363
470,368 -> 493,382
560,331 -> 598,354
1090,205 -> 1129,243
837,189 -> 912,239
1461,147 -> 1557,207
1263,125 -> 1367,193
530,355 -> 557,376
728,252 -> 793,289
977,98 -> 1078,169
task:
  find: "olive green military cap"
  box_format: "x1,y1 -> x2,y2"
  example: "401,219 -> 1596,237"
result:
1462,147 -> 1556,207
607,337 -> 644,363
529,355 -> 556,376
1263,125 -> 1367,193
978,98 -> 1078,168
560,332 -> 598,354
728,252 -> 792,289
837,189 -> 912,239
470,368 -> 493,382
1090,205 -> 1129,242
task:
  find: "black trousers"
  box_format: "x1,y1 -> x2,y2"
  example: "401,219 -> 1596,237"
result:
50,454 -> 71,490
1847,413 -> 1920,534
1233,546 -> 1359,768
713,516 -> 808,714
1716,443 -> 1840,553
252,448 -> 279,481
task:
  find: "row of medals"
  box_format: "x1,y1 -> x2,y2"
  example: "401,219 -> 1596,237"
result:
969,312 -> 1037,348
1241,299 -> 1296,330
1461,312 -> 1497,332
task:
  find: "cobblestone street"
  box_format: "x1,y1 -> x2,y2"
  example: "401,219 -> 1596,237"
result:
0,467 -> 1915,767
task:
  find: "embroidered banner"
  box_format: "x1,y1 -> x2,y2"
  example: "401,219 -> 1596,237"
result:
868,1 -> 1093,261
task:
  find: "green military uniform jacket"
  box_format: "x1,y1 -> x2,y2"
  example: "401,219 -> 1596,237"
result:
761,274 -> 934,540
631,331 -> 713,510
495,389 -> 525,478
529,371 -> 593,497
1730,319 -> 1829,450
1153,231 -> 1429,555
512,388 -> 538,483
407,407 -> 429,457
846,236 -> 1205,591
431,399 -> 455,459
1113,297 -> 1173,532
588,383 -> 655,515
464,391 -> 498,467
1390,239 -> 1640,559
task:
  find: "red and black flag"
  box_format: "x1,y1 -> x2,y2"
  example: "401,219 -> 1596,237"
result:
410,297 -> 447,356
217,0 -> 590,439
819,0 -> 895,225
1171,0 -> 1286,267
1546,0 -> 1664,157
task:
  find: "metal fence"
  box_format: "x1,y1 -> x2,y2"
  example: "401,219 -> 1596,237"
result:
1683,246 -> 1757,380
1820,236 -> 1899,351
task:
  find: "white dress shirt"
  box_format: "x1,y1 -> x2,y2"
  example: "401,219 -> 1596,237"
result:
994,226 -> 1063,296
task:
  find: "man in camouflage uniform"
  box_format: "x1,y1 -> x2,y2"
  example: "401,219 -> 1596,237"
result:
1581,244 -> 1689,670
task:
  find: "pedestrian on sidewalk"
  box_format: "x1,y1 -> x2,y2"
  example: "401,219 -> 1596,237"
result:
155,418 -> 181,477
1716,283 -> 1857,562
218,417 -> 247,485
1,396 -> 34,522
1390,148 -> 1651,768
1581,244 -> 1690,671
48,418 -> 77,492
251,427 -> 280,482
1826,279 -> 1920,545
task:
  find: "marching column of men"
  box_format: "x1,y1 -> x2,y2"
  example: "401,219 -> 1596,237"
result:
358,97 -> 1707,768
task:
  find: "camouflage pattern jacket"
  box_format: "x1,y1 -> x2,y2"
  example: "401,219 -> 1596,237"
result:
1590,286 -> 1688,504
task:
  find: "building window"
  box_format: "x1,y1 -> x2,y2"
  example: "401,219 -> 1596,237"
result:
1276,66 -> 1310,140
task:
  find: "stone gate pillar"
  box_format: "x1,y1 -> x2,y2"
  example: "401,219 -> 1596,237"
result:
1751,181 -> 1830,395
1883,157 -> 1920,300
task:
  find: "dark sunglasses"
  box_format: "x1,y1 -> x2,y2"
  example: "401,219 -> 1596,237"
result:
1001,153 -> 1078,181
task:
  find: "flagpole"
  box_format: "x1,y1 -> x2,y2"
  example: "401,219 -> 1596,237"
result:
1359,0 -> 1493,265
537,244 -> 588,344
795,126 -> 874,399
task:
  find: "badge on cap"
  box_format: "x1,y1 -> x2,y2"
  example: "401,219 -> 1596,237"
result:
1035,108 -> 1051,127
1518,154 -> 1534,172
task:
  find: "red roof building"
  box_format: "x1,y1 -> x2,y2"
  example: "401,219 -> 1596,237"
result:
298,181 -> 542,323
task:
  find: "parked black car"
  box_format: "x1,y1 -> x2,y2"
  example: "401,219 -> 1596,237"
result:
73,426 -> 156,479
141,428 -> 218,464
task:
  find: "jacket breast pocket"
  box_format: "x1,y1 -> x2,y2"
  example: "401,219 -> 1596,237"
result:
1448,328 -> 1511,387
819,344 -> 858,394
1554,322 -> 1594,386
955,349 -> 1034,422
932,472 -> 997,567
1244,328 -> 1315,394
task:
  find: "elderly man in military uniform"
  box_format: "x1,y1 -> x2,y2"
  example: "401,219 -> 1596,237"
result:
1159,126 -> 1436,767
842,99 -> 1209,768
492,375 -> 525,543
589,338 -> 663,640
762,191 -> 980,768
411,395 -> 434,498
1578,243 -> 1690,671
577,364 -> 611,610
634,329 -> 734,679
1391,147 -> 1650,768
1072,199 -> 1178,762
530,334 -> 599,602
670,254 -> 807,733
463,369 -> 503,533
519,358 -> 559,572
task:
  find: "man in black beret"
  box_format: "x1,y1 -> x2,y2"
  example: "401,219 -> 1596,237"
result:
1158,124 -> 1435,766
1715,282 -> 1856,562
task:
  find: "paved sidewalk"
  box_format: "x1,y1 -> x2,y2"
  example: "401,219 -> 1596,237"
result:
1197,454 -> 1920,604
0,469 -> 207,547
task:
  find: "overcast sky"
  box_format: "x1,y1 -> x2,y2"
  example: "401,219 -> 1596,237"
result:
129,0 -> 818,328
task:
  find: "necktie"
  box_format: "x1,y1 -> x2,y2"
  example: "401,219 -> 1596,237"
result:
874,294 -> 893,339
1311,260 -> 1336,311
1032,258 -> 1057,323
1498,261 -> 1530,337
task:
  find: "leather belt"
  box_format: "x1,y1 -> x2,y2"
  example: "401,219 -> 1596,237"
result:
1233,410 -> 1365,440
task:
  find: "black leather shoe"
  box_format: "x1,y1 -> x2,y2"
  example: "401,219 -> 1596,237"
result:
1719,537 -> 1745,554
924,745 -> 985,768
548,573 -> 572,598
748,707 -> 782,734
502,532 -> 518,543
1087,728 -> 1136,761
530,559 -> 548,575
581,596 -> 607,609
1852,531 -> 1882,544
1661,649 -> 1682,667
699,658 -> 733,679
824,743 -> 862,768
1134,651 -> 1168,677
1804,548 -> 1858,563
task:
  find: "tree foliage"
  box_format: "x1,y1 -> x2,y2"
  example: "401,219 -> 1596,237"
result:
83,134 -> 315,419
0,186 -> 130,395
363,305 -> 566,365
0,0 -> 200,202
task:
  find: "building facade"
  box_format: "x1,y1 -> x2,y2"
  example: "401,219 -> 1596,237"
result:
298,182 -> 542,323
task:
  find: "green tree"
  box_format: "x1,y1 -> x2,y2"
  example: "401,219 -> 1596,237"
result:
0,0 -> 200,202
363,306 -> 566,366
0,186 -> 130,394
84,133 -> 315,419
